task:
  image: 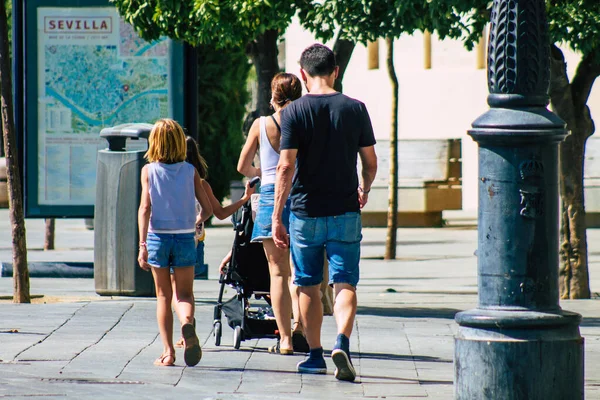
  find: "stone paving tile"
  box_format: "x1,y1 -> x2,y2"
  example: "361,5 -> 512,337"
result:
16,302 -> 133,362
363,382 -> 427,398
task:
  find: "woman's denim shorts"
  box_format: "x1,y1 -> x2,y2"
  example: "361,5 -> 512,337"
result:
251,184 -> 290,243
147,232 -> 196,268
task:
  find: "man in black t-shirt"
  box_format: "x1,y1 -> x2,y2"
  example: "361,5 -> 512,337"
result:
272,44 -> 377,382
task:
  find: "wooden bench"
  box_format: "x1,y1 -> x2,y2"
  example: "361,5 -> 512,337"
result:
361,138 -> 462,227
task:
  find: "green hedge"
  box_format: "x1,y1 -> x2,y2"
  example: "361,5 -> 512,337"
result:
195,45 -> 250,204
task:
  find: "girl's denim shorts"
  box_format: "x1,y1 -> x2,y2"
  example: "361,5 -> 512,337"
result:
250,184 -> 290,243
147,231 -> 196,268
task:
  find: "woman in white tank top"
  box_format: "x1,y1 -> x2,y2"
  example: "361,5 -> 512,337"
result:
237,73 -> 308,355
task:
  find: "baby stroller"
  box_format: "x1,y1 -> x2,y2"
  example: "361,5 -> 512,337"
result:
213,177 -> 279,349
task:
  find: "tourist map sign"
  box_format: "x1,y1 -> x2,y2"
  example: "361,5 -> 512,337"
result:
22,1 -> 184,217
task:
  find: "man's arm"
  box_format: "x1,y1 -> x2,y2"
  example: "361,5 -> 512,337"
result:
358,145 -> 377,208
272,148 -> 297,248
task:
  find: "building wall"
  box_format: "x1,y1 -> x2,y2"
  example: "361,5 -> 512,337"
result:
283,18 -> 600,212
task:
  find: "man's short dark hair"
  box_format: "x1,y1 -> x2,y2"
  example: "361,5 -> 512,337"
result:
300,44 -> 337,77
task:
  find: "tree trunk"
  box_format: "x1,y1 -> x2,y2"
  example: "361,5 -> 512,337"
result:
244,29 -> 280,134
0,0 -> 29,303
333,36 -> 355,93
0,115 -> 3,157
44,218 -> 55,250
384,37 -> 399,260
549,45 -> 600,299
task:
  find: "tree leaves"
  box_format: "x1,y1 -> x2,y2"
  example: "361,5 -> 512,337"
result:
195,45 -> 250,202
439,0 -> 600,58
297,0 -> 488,44
112,0 -> 296,49
113,0 -> 600,57
548,0 -> 600,58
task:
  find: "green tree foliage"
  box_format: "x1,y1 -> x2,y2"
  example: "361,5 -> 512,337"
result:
548,1 -> 600,56
297,0 -> 487,44
113,0 -> 295,48
195,45 -> 250,204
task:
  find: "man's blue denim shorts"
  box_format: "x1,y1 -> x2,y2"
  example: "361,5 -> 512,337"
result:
147,232 -> 196,269
251,184 -> 291,243
289,211 -> 362,287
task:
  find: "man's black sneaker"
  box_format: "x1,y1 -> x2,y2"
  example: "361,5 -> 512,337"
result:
332,334 -> 356,382
297,355 -> 327,374
331,348 -> 356,381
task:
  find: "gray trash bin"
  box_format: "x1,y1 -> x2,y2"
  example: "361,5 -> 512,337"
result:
94,123 -> 154,297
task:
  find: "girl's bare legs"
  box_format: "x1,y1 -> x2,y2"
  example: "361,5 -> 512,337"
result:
262,239 -> 293,351
172,265 -> 201,366
170,269 -> 196,347
151,267 -> 176,362
172,266 -> 195,325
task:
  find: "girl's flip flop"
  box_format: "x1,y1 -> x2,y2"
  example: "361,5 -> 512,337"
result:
154,353 -> 175,366
175,317 -> 195,348
182,323 -> 202,366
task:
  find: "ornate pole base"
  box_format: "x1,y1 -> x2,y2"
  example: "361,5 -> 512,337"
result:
455,310 -> 583,399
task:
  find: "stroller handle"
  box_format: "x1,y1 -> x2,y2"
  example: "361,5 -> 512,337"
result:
249,176 -> 260,188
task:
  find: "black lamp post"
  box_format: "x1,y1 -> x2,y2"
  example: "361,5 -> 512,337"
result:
455,1 -> 584,398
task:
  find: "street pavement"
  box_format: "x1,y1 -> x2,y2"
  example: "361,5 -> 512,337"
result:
1,210 -> 600,399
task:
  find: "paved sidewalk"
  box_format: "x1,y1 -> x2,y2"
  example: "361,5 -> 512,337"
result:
1,212 -> 600,399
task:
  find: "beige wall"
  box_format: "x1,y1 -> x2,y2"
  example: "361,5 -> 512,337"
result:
284,19 -> 600,212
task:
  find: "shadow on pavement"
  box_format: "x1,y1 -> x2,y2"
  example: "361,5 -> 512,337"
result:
197,365 -> 454,385
360,276 -> 439,281
361,240 -> 460,247
580,318 -> 600,327
204,346 -> 451,364
358,351 -> 451,363
357,306 -> 460,320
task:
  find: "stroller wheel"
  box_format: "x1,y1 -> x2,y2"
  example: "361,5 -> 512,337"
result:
214,321 -> 222,346
233,326 -> 242,349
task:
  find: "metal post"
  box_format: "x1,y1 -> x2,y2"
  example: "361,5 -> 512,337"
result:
455,1 -> 584,399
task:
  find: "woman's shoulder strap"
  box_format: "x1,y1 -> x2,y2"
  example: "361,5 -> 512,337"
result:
269,114 -> 281,132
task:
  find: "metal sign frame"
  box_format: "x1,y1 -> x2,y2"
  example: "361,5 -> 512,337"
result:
17,0 -> 186,218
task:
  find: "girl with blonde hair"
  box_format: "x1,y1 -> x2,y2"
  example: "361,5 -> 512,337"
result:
137,118 -> 213,367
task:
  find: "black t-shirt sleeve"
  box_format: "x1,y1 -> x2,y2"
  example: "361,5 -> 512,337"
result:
358,103 -> 376,147
280,106 -> 299,150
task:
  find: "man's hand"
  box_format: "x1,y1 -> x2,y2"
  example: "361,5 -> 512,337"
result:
272,218 -> 289,248
138,247 -> 150,271
358,187 -> 370,209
